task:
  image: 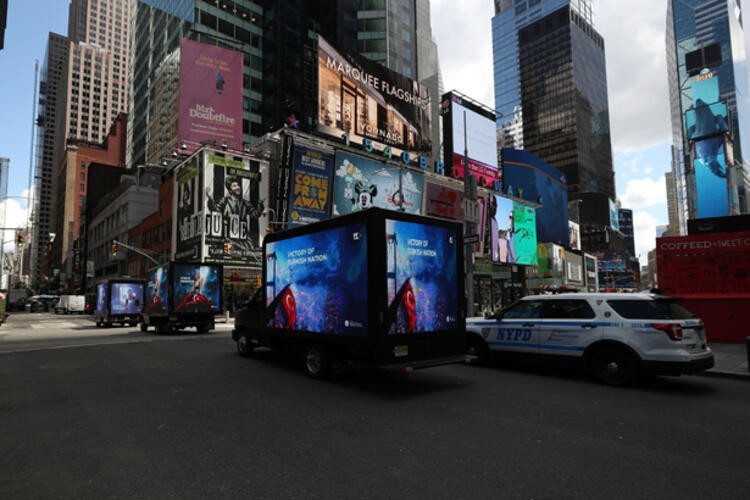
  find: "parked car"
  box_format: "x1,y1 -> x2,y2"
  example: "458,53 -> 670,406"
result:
25,295 -> 59,313
466,292 -> 715,386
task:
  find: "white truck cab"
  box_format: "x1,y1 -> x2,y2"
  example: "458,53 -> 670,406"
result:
466,293 -> 714,386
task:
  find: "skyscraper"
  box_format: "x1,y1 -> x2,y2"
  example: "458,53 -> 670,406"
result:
492,0 -> 614,202
666,0 -> 750,232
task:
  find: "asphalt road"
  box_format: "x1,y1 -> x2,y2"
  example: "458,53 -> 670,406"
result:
1,313 -> 749,499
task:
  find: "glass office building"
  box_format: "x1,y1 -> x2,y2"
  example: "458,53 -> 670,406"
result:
492,0 -> 614,201
666,0 -> 750,231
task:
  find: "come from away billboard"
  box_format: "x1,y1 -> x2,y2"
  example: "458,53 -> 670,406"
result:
178,38 -> 244,154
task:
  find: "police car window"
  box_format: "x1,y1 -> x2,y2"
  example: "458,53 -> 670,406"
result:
607,299 -> 698,320
502,300 -> 544,319
542,300 -> 595,319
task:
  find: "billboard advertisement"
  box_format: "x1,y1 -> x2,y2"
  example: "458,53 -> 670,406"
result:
96,283 -> 108,316
501,148 -> 569,245
144,265 -> 170,315
317,36 -> 432,157
385,218 -> 460,334
609,198 -> 619,231
172,264 -> 222,314
442,92 -> 499,187
569,221 -> 580,250
333,151 -> 424,215
694,136 -> 730,218
489,194 -> 515,263
513,203 -> 538,266
287,146 -> 334,227
175,156 -> 202,261
264,222 -> 369,335
178,39 -> 244,154
204,154 -> 265,264
110,282 -> 145,315
685,73 -> 728,141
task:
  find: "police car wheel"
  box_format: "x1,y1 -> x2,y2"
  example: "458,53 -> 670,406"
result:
467,335 -> 489,365
591,347 -> 639,387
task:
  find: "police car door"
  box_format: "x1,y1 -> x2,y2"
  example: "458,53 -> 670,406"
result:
537,298 -> 599,358
489,299 -> 543,354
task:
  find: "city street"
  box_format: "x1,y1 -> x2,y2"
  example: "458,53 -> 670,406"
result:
1,312 -> 748,498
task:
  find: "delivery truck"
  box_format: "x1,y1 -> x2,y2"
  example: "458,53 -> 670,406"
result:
232,208 -> 467,378
94,279 -> 146,327
141,262 -> 222,334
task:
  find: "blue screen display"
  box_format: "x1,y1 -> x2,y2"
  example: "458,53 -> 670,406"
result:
96,284 -> 108,315
694,136 -> 729,218
172,264 -> 222,314
145,265 -> 170,315
385,219 -> 459,334
265,222 -> 369,335
110,282 -> 145,315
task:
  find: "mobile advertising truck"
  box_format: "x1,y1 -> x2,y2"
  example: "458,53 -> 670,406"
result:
94,279 -> 146,327
141,262 -> 223,334
231,208 -> 467,378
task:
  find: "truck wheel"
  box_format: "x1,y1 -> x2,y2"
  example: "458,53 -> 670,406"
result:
197,323 -> 210,334
304,345 -> 330,379
157,324 -> 169,335
140,323 -> 148,333
590,347 -> 639,387
467,334 -> 489,365
236,333 -> 254,357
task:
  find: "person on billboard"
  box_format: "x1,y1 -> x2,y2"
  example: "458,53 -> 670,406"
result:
175,267 -> 212,313
206,175 -> 265,252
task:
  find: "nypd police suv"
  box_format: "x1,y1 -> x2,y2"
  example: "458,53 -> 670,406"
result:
466,293 -> 714,386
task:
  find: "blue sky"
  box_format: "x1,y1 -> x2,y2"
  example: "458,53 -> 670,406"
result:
0,0 -> 69,246
1,0 -> 673,262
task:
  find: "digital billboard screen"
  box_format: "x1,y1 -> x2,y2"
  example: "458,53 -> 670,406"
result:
172,264 -> 222,314
264,222 -> 369,335
609,198 -> 619,231
144,265 -> 170,315
178,39 -> 244,154
441,92 -> 499,187
96,284 -> 108,316
385,219 -> 459,334
175,157 -> 202,262
333,151 -> 424,215
501,148 -> 569,246
513,203 -> 538,266
110,282 -> 144,315
287,146 -> 334,227
686,102 -> 728,140
317,36 -> 432,157
489,194 -> 515,263
694,136 -> 730,218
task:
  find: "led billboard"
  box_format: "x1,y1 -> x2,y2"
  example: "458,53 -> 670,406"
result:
513,203 -> 538,266
317,36 -> 432,157
501,148 -> 569,245
175,156 -> 201,261
96,283 -> 108,316
287,146 -> 334,227
178,39 -> 244,154
569,221 -> 581,250
264,222 -> 369,335
609,198 -> 620,231
144,265 -> 170,315
333,151 -> 424,215
385,218 -> 459,334
441,92 -> 499,187
172,264 -> 222,314
694,136 -> 730,218
110,282 -> 145,315
424,180 -> 486,254
489,194 -> 516,264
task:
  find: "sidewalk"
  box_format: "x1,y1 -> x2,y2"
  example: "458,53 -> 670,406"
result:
703,342 -> 750,380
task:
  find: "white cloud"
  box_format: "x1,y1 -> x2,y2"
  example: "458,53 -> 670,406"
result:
619,176 -> 666,209
0,198 -> 31,254
633,210 -> 659,259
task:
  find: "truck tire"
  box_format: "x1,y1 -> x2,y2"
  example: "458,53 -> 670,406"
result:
590,346 -> 640,387
140,322 -> 148,333
236,333 -> 254,357
304,344 -> 330,379
197,323 -> 210,334
157,324 -> 169,335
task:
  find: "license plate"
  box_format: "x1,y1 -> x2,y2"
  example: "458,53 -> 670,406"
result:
393,345 -> 408,358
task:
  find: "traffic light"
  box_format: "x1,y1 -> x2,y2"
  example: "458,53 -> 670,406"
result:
16,233 -> 24,248
111,242 -> 118,257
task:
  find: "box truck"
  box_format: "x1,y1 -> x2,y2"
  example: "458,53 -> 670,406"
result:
54,295 -> 86,314
94,279 -> 145,327
232,208 -> 467,378
141,262 -> 223,334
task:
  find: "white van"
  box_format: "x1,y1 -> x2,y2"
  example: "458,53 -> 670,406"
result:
466,293 -> 714,386
55,295 -> 86,314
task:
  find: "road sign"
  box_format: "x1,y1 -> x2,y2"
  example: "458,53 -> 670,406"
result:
464,234 -> 479,245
